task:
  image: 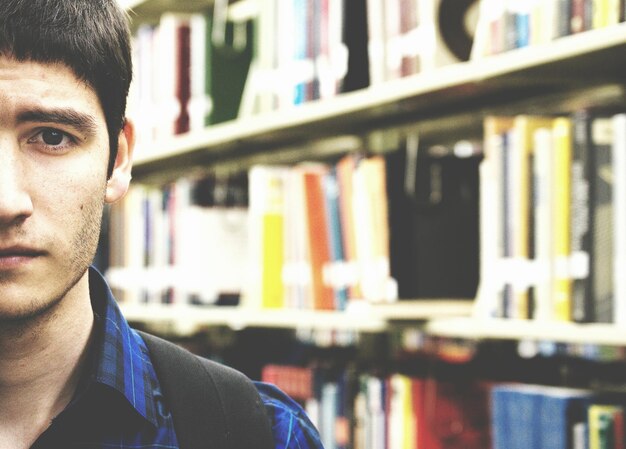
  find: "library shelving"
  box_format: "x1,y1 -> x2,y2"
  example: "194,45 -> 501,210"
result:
115,2 -> 626,340
111,3 -> 626,447
426,317 -> 626,346
131,23 -> 626,181
120,300 -> 475,336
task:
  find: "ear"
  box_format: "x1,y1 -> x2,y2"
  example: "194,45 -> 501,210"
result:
105,119 -> 135,204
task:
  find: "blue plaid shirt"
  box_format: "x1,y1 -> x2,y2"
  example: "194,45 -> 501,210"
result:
31,267 -> 323,448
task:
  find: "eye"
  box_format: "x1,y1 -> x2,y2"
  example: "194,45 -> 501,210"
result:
27,128 -> 77,153
41,129 -> 65,146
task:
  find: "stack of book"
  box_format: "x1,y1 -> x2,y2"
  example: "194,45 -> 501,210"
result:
476,111 -> 626,324
492,383 -> 626,449
471,0 -> 626,59
261,363 -> 491,449
106,173 -> 250,305
247,155 -> 396,310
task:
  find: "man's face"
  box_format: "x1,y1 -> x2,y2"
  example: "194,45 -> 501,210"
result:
0,56 -> 131,321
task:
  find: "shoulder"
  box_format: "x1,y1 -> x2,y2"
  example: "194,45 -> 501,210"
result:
254,381 -> 324,449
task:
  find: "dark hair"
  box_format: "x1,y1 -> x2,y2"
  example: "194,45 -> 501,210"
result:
0,0 -> 133,175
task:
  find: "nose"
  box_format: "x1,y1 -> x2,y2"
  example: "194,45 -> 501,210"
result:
0,140 -> 34,226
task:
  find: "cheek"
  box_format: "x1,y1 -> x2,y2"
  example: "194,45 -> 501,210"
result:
34,167 -> 107,222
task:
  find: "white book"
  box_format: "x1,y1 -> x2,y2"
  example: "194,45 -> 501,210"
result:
475,118 -> 510,318
367,0 -> 387,84
283,168 -> 312,309
533,127 -> 555,321
189,14 -> 211,132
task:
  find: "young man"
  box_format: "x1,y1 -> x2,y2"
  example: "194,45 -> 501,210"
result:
0,0 -> 323,447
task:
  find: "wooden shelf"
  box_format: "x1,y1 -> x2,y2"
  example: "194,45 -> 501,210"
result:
426,317 -> 626,346
131,24 -> 626,181
119,300 -> 474,336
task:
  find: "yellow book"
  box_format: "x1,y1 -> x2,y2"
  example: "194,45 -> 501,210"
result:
511,116 -> 554,319
593,0 -> 609,29
607,0 -> 621,25
552,117 -> 573,321
388,374 -> 416,449
249,166 -> 287,309
588,404 -> 620,449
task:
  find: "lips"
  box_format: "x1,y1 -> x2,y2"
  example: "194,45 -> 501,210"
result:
0,246 -> 45,269
0,246 -> 44,257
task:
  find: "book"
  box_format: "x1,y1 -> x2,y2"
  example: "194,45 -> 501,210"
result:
247,166 -> 288,309
153,13 -> 201,138
301,164 -> 336,310
322,169 -> 349,310
539,387 -> 595,449
552,117 -> 574,321
336,154 -> 362,300
510,116 -> 554,319
589,404 -> 620,449
208,9 -> 255,124
613,113 -> 626,325
593,0 -> 610,29
492,383 -> 543,449
532,126 -> 556,321
418,377 -> 491,449
476,117 -> 514,318
571,110 -> 594,323
353,155 -> 394,302
492,384 -> 595,449
282,168 -> 312,309
387,374 -> 415,449
591,117 -> 614,323
341,0 -> 370,93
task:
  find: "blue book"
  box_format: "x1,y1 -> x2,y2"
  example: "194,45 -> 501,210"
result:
323,169 -> 348,310
515,12 -> 530,48
492,384 -> 543,449
491,386 -> 511,449
293,0 -> 307,104
539,387 -> 594,449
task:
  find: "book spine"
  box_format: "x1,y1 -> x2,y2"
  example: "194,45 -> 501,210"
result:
571,0 -> 588,32
323,170 -> 349,310
533,127 -> 555,321
612,113 -> 626,325
552,117 -> 573,321
591,118 -> 614,323
571,111 -> 593,323
304,168 -> 336,310
555,0 -> 573,37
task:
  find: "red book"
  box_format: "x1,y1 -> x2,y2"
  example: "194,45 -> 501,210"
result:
175,22 -> 191,134
614,408 -> 625,449
261,364 -> 314,402
413,377 -> 491,449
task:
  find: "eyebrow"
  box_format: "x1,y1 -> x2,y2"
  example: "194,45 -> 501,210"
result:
16,108 -> 99,138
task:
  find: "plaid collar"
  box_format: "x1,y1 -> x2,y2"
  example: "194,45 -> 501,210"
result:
87,266 -> 159,427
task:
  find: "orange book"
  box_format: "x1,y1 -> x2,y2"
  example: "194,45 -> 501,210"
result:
302,166 -> 335,310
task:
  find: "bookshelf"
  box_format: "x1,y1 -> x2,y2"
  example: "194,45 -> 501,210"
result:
120,299 -> 474,336
426,317 -> 626,346
115,2 -> 626,447
116,0 -> 626,339
131,23 -> 626,182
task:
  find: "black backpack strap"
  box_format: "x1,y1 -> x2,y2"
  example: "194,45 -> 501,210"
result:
138,331 -> 275,449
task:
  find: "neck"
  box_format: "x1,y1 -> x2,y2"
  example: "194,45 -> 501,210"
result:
0,271 -> 95,445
